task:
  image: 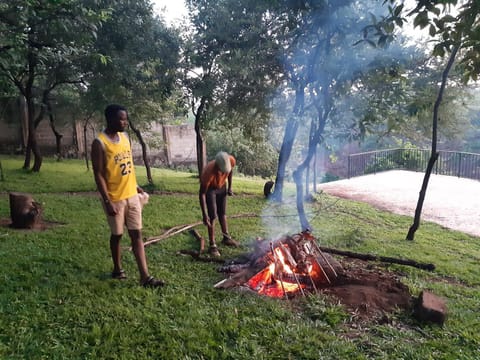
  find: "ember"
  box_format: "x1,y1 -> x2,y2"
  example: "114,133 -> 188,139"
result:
215,231 -> 342,298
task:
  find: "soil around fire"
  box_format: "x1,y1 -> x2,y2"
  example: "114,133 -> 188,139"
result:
0,217 -> 62,231
320,257 -> 413,321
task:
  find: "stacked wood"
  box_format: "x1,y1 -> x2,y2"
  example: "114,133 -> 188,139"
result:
9,192 -> 42,229
215,232 -> 342,291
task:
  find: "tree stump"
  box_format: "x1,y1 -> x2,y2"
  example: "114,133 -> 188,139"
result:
9,192 -> 42,229
263,181 -> 275,198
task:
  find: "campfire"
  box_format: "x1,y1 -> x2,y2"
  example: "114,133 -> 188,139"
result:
215,231 -> 342,298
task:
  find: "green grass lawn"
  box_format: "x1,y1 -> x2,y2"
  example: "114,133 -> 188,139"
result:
0,156 -> 479,359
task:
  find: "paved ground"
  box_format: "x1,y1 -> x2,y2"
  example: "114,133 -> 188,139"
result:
318,170 -> 480,238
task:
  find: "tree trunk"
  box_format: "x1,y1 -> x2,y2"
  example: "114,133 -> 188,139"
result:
9,192 -> 42,229
83,118 -> 91,171
406,45 -> 459,240
194,96 -> 208,175
23,95 -> 42,172
23,50 -> 42,172
313,148 -> 318,193
272,87 -> 304,202
128,120 -> 153,186
45,99 -> 63,159
305,160 -> 310,198
18,95 -> 28,152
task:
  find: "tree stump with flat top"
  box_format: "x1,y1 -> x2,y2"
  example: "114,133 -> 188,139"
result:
9,192 -> 42,229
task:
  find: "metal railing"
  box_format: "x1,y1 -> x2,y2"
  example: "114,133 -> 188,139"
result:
348,148 -> 480,181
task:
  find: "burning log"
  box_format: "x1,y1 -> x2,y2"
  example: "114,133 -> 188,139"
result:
216,232 -> 342,298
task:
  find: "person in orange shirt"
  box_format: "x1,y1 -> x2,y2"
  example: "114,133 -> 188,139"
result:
91,104 -> 165,288
199,151 -> 239,256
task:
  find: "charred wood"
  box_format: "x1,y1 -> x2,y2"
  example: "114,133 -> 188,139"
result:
318,246 -> 435,271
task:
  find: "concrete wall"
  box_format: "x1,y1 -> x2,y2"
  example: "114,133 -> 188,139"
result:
0,117 -> 197,167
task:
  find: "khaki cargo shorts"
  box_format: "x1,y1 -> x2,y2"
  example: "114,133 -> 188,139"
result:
103,194 -> 142,235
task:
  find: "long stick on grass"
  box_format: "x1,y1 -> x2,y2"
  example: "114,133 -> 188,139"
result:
130,213 -> 259,251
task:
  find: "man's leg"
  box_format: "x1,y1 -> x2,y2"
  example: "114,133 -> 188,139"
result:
217,192 -> 239,247
207,219 -> 216,247
128,229 -> 150,283
110,234 -> 123,274
206,189 -> 221,256
218,214 -> 228,239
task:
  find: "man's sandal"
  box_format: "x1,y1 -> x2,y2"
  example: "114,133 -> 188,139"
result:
208,245 -> 221,257
111,269 -> 127,280
142,276 -> 166,288
221,235 -> 239,247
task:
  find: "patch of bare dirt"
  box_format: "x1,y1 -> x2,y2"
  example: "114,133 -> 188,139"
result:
322,258 -> 412,321
0,217 -> 62,231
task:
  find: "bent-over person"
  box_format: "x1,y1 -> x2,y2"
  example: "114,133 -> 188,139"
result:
199,151 -> 239,257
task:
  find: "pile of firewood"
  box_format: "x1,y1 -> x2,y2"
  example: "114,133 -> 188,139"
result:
214,231 -> 342,292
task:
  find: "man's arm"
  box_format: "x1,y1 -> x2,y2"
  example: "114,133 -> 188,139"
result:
91,139 -> 116,215
227,170 -> 233,196
199,184 -> 210,226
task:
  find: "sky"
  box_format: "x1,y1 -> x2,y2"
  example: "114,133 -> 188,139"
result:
151,0 -> 187,25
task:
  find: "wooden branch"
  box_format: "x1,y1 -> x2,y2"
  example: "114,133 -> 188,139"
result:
318,246 -> 435,271
142,222 -> 202,248
189,229 -> 205,253
127,213 -> 259,251
177,249 -> 225,263
143,213 -> 258,247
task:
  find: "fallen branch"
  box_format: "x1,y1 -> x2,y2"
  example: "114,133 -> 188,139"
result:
189,228 -> 205,253
143,222 -> 202,247
131,213 -> 259,251
318,246 -> 435,271
177,250 -> 225,263
144,213 -> 258,246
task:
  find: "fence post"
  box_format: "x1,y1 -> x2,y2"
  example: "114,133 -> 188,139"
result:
347,155 -> 351,179
457,152 -> 462,178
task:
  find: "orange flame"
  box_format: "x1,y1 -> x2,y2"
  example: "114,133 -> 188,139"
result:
246,246 -> 306,298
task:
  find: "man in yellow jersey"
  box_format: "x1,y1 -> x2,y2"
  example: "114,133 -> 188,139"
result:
199,151 -> 239,257
91,104 -> 164,288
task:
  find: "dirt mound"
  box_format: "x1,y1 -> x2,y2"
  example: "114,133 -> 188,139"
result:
0,217 -> 62,231
322,258 -> 412,320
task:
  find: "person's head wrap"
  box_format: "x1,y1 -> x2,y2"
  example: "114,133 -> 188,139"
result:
215,151 -> 231,173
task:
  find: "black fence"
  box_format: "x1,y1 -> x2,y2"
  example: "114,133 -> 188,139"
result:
348,148 -> 480,181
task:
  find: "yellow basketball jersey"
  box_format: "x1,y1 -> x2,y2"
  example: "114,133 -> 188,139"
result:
97,132 -> 137,201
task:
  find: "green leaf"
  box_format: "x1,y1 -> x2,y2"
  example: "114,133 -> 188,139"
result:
432,44 -> 446,57
413,11 -> 430,29
394,4 -> 404,17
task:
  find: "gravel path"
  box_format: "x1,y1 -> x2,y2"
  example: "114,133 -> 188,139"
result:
318,170 -> 480,238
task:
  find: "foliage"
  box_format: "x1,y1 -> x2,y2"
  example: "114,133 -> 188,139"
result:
183,0 -> 285,170
0,157 -> 479,359
206,126 -> 278,178
82,0 -> 181,127
0,0 -> 109,170
371,0 -> 480,82
321,172 -> 340,183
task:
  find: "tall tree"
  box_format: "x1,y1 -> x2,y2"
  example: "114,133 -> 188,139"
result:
0,0 -> 105,171
82,0 -> 181,184
183,0 -> 283,174
368,0 -> 480,240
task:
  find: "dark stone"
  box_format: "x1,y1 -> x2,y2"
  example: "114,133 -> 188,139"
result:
413,291 -> 447,325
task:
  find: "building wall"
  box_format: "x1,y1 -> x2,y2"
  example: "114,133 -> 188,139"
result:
0,117 -> 197,167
